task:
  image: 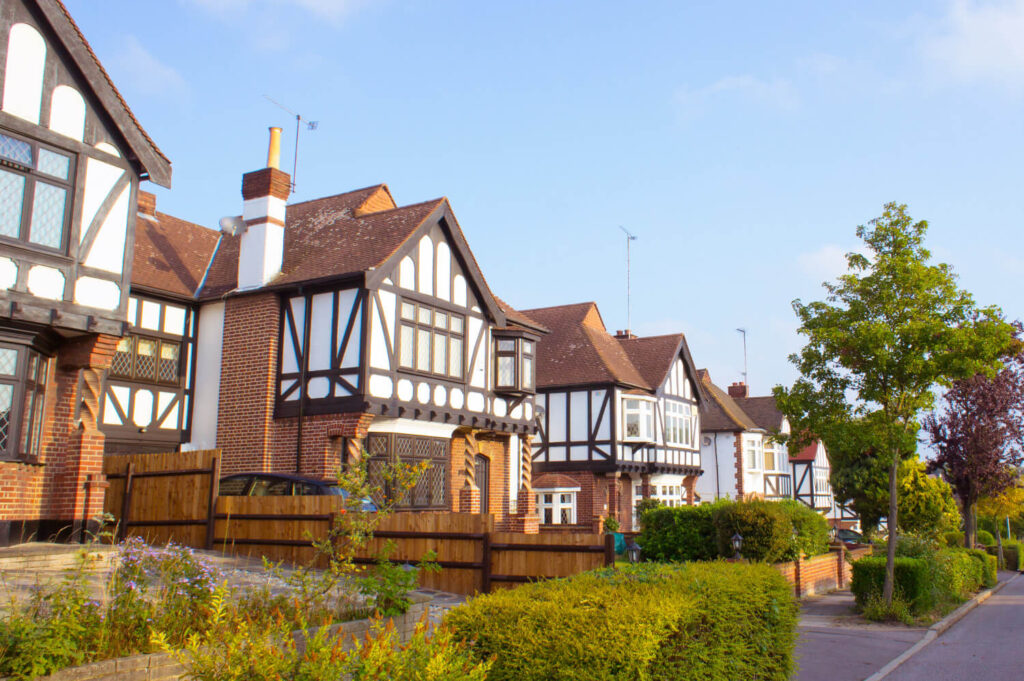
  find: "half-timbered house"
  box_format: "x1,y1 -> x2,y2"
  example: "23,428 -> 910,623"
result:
523,302 -> 703,532
0,0 -> 171,544
789,440 -> 855,527
138,131 -> 545,531
696,374 -> 793,503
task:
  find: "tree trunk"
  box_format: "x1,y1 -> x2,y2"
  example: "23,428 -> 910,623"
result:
882,453 -> 899,605
965,501 -> 976,549
997,530 -> 1004,570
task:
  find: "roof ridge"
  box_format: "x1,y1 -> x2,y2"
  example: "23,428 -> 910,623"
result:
287,184 -> 385,209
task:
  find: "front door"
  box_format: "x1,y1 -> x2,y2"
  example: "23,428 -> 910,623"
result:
475,454 -> 489,513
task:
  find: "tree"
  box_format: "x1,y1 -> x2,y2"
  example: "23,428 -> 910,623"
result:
925,352 -> 1024,548
978,480 -> 1024,566
896,461 -> 959,539
775,203 -> 1014,605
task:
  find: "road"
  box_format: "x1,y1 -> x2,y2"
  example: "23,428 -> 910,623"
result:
885,573 -> 1024,681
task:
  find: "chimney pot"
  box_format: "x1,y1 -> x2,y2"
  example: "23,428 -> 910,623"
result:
267,126 -> 282,170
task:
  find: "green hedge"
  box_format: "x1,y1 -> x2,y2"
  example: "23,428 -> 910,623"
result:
942,531 -> 964,548
851,557 -> 934,613
966,549 -> 998,587
986,541 -> 1022,571
932,549 -> 984,603
777,500 -> 830,558
638,504 -> 720,562
444,562 -> 798,681
713,501 -> 792,563
976,530 -> 996,547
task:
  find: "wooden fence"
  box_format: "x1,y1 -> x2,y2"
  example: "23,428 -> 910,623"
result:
214,496 -> 613,595
103,450 -> 220,549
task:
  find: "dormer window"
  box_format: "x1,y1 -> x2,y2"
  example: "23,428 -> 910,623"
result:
0,130 -> 74,253
493,333 -> 536,394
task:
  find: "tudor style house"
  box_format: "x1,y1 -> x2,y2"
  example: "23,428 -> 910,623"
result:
97,129 -> 546,531
0,0 -> 171,545
695,374 -> 792,503
523,302 -> 703,532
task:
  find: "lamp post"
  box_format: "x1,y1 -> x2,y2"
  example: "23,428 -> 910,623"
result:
731,533 -> 743,561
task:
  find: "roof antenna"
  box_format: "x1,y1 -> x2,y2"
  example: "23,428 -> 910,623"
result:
618,225 -> 637,334
736,327 -> 748,386
263,95 -> 318,193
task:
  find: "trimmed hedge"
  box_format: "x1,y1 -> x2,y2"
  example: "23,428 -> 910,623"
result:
444,562 -> 799,681
851,557 -> 933,613
966,549 -> 998,587
637,504 -> 720,562
932,549 -> 985,602
713,500 -> 792,563
777,500 -> 830,558
942,531 -> 964,548
976,530 -> 996,547
986,541 -> 1022,571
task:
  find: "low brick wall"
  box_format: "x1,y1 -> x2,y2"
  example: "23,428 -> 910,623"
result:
774,545 -> 873,598
11,596 -> 432,681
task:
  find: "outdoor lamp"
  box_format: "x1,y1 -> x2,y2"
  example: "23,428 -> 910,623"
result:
627,541 -> 642,564
829,526 -> 838,544
731,532 -> 743,560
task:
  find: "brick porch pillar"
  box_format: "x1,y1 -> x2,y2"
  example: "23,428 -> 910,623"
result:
509,435 -> 539,534
457,430 -> 481,514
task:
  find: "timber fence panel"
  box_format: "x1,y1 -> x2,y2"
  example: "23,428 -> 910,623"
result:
489,530 -> 610,589
103,450 -> 220,548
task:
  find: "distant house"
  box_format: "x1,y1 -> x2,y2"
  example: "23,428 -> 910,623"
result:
696,373 -> 792,503
523,302 -> 704,532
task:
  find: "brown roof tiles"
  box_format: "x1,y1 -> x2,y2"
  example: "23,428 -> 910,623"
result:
132,212 -> 219,299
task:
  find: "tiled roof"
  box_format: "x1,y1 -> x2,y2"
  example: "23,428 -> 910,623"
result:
197,185 -> 429,298
791,441 -> 819,462
132,211 -> 219,299
733,396 -> 786,432
618,334 -> 685,393
533,473 -> 582,489
494,296 -> 547,333
522,302 -> 649,390
698,371 -> 759,432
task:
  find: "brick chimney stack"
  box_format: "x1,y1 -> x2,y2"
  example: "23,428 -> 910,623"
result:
237,127 -> 291,289
727,382 -> 748,398
137,190 -> 157,220
614,329 -> 637,340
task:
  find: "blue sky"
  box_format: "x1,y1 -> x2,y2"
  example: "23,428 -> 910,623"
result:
65,0 -> 1024,396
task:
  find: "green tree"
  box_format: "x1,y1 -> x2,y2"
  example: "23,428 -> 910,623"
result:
896,461 -> 959,539
775,203 -> 1014,605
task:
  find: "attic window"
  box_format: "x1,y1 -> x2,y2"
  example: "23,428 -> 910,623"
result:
493,334 -> 536,394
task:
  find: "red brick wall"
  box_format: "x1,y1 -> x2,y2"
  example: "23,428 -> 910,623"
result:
773,546 -> 872,597
733,433 -> 744,497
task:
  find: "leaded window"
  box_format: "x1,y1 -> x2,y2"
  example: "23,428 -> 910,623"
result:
0,343 -> 50,460
622,398 -> 654,441
365,433 -> 449,509
0,130 -> 74,252
398,300 -> 464,380
110,335 -> 181,386
536,490 -> 577,525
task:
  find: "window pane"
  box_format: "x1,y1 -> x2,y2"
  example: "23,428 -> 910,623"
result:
497,339 -> 515,352
560,493 -> 572,504
0,348 -> 17,376
560,507 -> 572,524
158,342 -> 180,382
449,337 -> 462,377
111,337 -> 133,377
434,312 -> 447,329
432,333 -> 446,374
522,356 -> 533,389
418,307 -> 431,324
626,412 -> 640,438
416,329 -> 430,371
0,134 -> 32,166
136,338 -> 158,380
0,169 -> 26,238
399,325 -> 414,368
36,149 -> 70,180
523,340 -> 534,355
29,182 -> 67,248
497,356 -> 515,386
0,383 -> 12,452
400,302 -> 415,320
450,315 -> 463,334
544,508 -> 553,524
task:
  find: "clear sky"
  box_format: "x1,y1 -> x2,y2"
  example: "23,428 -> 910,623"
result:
64,0 -> 1024,397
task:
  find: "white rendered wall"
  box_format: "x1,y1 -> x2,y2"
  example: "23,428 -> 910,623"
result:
2,24 -> 45,124
184,302 -> 225,451
695,432 -> 740,502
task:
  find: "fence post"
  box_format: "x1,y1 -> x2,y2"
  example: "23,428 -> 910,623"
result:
837,544 -> 847,588
604,533 -> 615,567
204,456 -> 220,550
118,462 -> 135,543
481,531 -> 492,594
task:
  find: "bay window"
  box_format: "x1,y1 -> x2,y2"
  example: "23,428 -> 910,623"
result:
0,343 -> 50,460
745,437 -> 763,471
622,398 -> 654,442
665,401 -> 697,448
493,333 -> 536,394
398,300 -> 464,380
0,130 -> 74,252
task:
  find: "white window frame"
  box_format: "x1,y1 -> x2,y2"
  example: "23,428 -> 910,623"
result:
744,436 -> 763,472
664,400 -> 698,448
536,488 -> 578,525
763,437 -> 777,471
622,397 -> 656,442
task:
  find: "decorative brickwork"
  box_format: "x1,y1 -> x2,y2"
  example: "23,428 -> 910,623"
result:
733,433 -> 744,497
241,167 -> 291,201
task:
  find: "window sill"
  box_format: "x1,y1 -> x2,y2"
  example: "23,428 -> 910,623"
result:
0,456 -> 44,467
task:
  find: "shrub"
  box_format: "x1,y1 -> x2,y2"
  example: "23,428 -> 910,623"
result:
635,499 -> 664,526
931,549 -> 984,604
942,531 -> 964,548
851,557 -> 933,613
966,549 -> 998,588
713,500 -> 791,563
445,561 -> 798,681
776,500 -> 829,558
637,503 -> 722,562
861,592 -> 914,625
976,530 -> 996,547
986,540 -> 1022,571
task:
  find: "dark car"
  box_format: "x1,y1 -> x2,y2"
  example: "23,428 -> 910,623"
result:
219,472 -> 377,511
837,528 -> 869,546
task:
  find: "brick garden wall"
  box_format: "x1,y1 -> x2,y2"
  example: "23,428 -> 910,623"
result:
774,545 -> 873,598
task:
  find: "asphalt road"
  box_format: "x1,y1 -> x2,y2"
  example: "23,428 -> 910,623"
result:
885,573 -> 1024,681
